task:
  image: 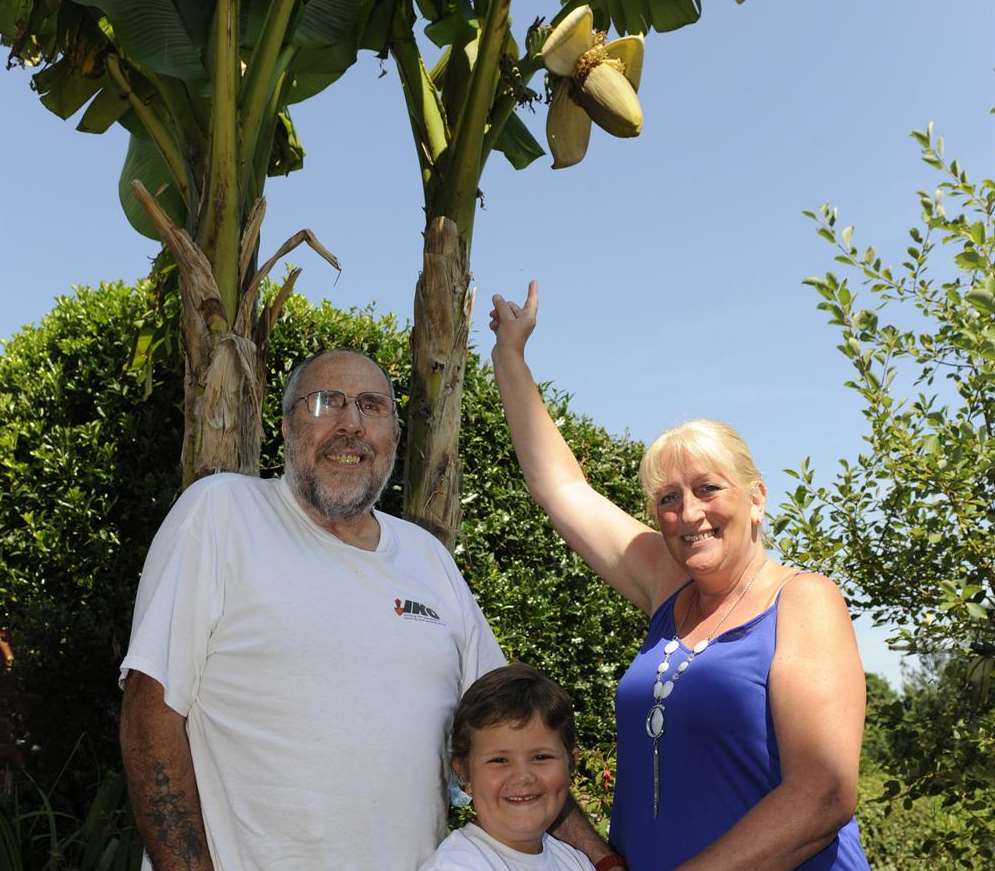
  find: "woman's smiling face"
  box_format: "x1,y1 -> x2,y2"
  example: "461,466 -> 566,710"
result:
454,715 -> 572,854
654,454 -> 765,581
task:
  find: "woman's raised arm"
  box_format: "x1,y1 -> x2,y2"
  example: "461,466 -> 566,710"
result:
489,280 -> 681,614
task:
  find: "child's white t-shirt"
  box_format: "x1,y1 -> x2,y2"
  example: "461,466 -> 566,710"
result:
420,823 -> 597,870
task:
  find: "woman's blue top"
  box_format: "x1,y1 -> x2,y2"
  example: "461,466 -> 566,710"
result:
610,582 -> 870,870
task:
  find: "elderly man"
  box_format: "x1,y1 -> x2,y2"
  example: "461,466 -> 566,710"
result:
119,350 -> 507,870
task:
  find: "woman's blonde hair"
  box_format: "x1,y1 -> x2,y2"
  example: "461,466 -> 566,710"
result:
638,419 -> 763,518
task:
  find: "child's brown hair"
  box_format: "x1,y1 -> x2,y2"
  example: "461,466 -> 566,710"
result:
451,663 -> 576,765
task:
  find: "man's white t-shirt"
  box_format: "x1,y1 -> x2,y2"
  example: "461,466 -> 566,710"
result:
420,823 -> 596,870
120,474 -> 505,871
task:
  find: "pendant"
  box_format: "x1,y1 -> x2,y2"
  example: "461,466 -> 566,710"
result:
645,704 -> 665,738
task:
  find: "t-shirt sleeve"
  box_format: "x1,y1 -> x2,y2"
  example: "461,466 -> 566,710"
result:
435,546 -> 506,695
118,482 -> 225,717
417,831 -> 485,870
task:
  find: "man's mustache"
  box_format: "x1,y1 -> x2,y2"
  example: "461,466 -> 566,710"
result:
316,435 -> 374,459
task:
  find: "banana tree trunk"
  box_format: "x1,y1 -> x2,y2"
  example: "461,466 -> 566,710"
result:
133,182 -> 335,487
180,302 -> 266,484
404,216 -> 473,550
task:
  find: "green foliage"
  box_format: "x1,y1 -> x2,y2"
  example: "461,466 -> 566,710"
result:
775,124 -> 995,862
857,669 -> 991,868
0,748 -> 142,871
0,0 -> 380,238
459,376 -> 646,746
0,278 -> 643,795
579,0 -> 702,36
856,763 -> 987,871
572,745 -> 616,838
0,282 -> 184,785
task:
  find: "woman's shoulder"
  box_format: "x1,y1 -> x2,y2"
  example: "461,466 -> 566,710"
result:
773,568 -> 860,661
776,569 -> 849,614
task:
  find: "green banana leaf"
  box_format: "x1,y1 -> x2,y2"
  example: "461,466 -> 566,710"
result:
292,0 -> 376,49
73,0 -> 206,80
646,0 -> 702,32
116,107 -> 151,141
118,134 -> 188,239
570,0 -> 702,35
358,0 -> 394,53
414,0 -> 441,21
32,57 -> 102,118
493,111 -> 545,170
268,109 -> 305,176
285,70 -> 344,104
291,41 -> 360,74
424,10 -> 477,49
0,0 -> 61,63
76,81 -> 129,133
239,0 -> 271,49
0,0 -> 33,36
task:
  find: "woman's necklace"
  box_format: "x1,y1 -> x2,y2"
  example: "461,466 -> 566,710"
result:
644,558 -> 768,817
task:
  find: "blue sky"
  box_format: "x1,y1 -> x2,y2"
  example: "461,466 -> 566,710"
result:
1,1 -> 992,686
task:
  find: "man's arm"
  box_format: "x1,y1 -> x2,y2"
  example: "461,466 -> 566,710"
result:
120,671 -> 213,871
551,795 -> 626,869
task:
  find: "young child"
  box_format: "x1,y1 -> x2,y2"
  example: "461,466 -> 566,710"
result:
419,663 -> 600,870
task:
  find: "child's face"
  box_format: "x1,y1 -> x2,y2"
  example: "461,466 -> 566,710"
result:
454,714 -> 572,854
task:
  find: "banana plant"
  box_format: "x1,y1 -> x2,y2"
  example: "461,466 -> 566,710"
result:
0,0 -> 373,486
385,0 -> 703,548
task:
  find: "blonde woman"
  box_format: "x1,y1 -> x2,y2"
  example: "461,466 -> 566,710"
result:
489,281 -> 870,871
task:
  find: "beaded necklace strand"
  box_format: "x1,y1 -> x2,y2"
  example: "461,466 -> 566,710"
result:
644,559 -> 768,817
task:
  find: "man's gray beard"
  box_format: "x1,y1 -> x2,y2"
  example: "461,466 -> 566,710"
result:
285,441 -> 394,523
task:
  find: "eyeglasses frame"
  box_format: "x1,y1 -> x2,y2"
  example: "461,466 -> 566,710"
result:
291,389 -> 397,420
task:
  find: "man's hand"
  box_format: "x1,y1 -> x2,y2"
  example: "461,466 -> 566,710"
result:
551,794 -> 626,869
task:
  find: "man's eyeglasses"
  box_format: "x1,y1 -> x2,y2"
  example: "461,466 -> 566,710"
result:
293,390 -> 396,419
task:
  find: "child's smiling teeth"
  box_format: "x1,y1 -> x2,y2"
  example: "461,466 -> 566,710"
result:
683,529 -> 717,543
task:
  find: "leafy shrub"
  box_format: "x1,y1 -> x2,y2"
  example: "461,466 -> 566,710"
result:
774,127 -> 995,864
0,282 -> 184,791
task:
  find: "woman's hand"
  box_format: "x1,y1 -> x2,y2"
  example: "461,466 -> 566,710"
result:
490,279 -> 538,360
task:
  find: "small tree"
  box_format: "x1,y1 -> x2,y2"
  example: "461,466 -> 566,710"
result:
385,0 -> 705,547
774,123 -> 994,860
0,0 -> 364,484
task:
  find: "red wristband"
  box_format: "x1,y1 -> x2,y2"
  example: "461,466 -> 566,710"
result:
594,855 -> 626,871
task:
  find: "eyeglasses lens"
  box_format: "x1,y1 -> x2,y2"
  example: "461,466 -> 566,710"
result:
306,391 -> 392,418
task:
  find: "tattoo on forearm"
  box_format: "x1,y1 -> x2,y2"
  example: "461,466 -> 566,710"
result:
144,761 -> 206,869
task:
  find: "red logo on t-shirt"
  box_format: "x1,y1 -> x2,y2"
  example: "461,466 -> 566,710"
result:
393,598 -> 441,621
